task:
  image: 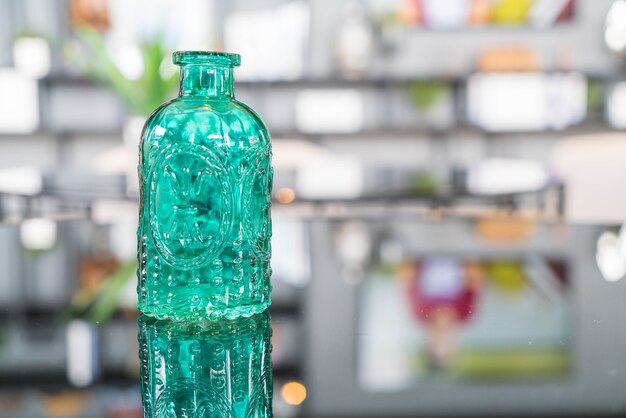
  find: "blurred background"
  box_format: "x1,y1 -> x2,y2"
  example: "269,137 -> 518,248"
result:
2,0 -> 626,417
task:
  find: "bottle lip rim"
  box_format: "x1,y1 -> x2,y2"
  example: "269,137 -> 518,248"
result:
173,51 -> 241,67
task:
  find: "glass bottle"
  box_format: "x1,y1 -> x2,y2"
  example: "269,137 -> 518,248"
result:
137,51 -> 273,320
138,310 -> 273,417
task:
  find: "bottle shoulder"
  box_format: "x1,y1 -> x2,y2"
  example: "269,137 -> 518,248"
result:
142,97 -> 270,143
231,99 -> 270,136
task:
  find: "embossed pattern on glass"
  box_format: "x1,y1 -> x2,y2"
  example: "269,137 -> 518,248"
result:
139,311 -> 273,418
137,51 -> 273,320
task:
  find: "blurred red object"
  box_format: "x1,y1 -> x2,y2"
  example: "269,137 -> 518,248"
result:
70,0 -> 110,30
106,408 -> 143,418
406,258 -> 483,324
397,0 -> 422,26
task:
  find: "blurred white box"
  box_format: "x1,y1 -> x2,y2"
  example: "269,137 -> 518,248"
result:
468,73 -> 547,132
0,69 -> 39,133
296,89 -> 365,134
297,155 -> 364,199
225,2 -> 308,80
467,72 -> 586,132
607,81 -> 626,129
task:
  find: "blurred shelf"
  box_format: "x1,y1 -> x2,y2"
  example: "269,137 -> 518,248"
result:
41,73 -> 458,89
287,188 -> 551,204
1,71 -> 616,140
274,186 -> 563,222
271,121 -> 619,139
0,119 -> 617,141
42,71 -> 611,89
0,302 -> 301,324
0,372 -> 70,389
0,364 -> 301,390
0,184 -> 562,224
0,129 -> 122,139
375,23 -> 579,33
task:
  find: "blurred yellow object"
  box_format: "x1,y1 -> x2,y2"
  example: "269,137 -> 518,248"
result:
487,260 -> 527,294
477,46 -> 541,71
492,0 -> 533,24
276,187 -> 296,204
281,381 -> 307,406
40,391 -> 89,418
475,216 -> 536,240
452,348 -> 569,377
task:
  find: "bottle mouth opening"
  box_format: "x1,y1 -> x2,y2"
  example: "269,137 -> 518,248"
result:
173,51 -> 241,67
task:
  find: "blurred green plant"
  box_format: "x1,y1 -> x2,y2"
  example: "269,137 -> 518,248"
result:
62,26 -> 175,322
66,26 -> 178,117
63,260 -> 137,323
409,170 -> 438,195
586,79 -> 605,114
407,80 -> 449,112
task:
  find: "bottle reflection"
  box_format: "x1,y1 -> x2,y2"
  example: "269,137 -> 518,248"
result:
139,310 -> 273,418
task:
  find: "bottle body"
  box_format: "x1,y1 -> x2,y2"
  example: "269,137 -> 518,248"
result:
137,52 -> 272,320
139,311 -> 273,417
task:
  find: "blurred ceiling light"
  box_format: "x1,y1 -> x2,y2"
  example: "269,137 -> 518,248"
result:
13,37 -> 51,79
272,139 -> 331,171
606,0 -> 626,55
295,89 -> 365,134
596,230 -> 626,282
0,166 -> 42,195
281,381 -> 307,406
607,82 -> 626,128
20,217 -> 57,251
466,158 -> 549,195
0,69 -> 39,133
66,320 -> 97,387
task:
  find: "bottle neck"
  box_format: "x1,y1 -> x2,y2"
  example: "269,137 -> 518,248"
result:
179,64 -> 235,98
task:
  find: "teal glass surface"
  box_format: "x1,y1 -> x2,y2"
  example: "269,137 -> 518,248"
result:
139,310 -> 273,417
137,51 -> 273,320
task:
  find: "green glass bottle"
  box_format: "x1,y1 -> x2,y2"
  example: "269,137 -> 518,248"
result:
137,51 -> 273,320
139,310 -> 273,417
